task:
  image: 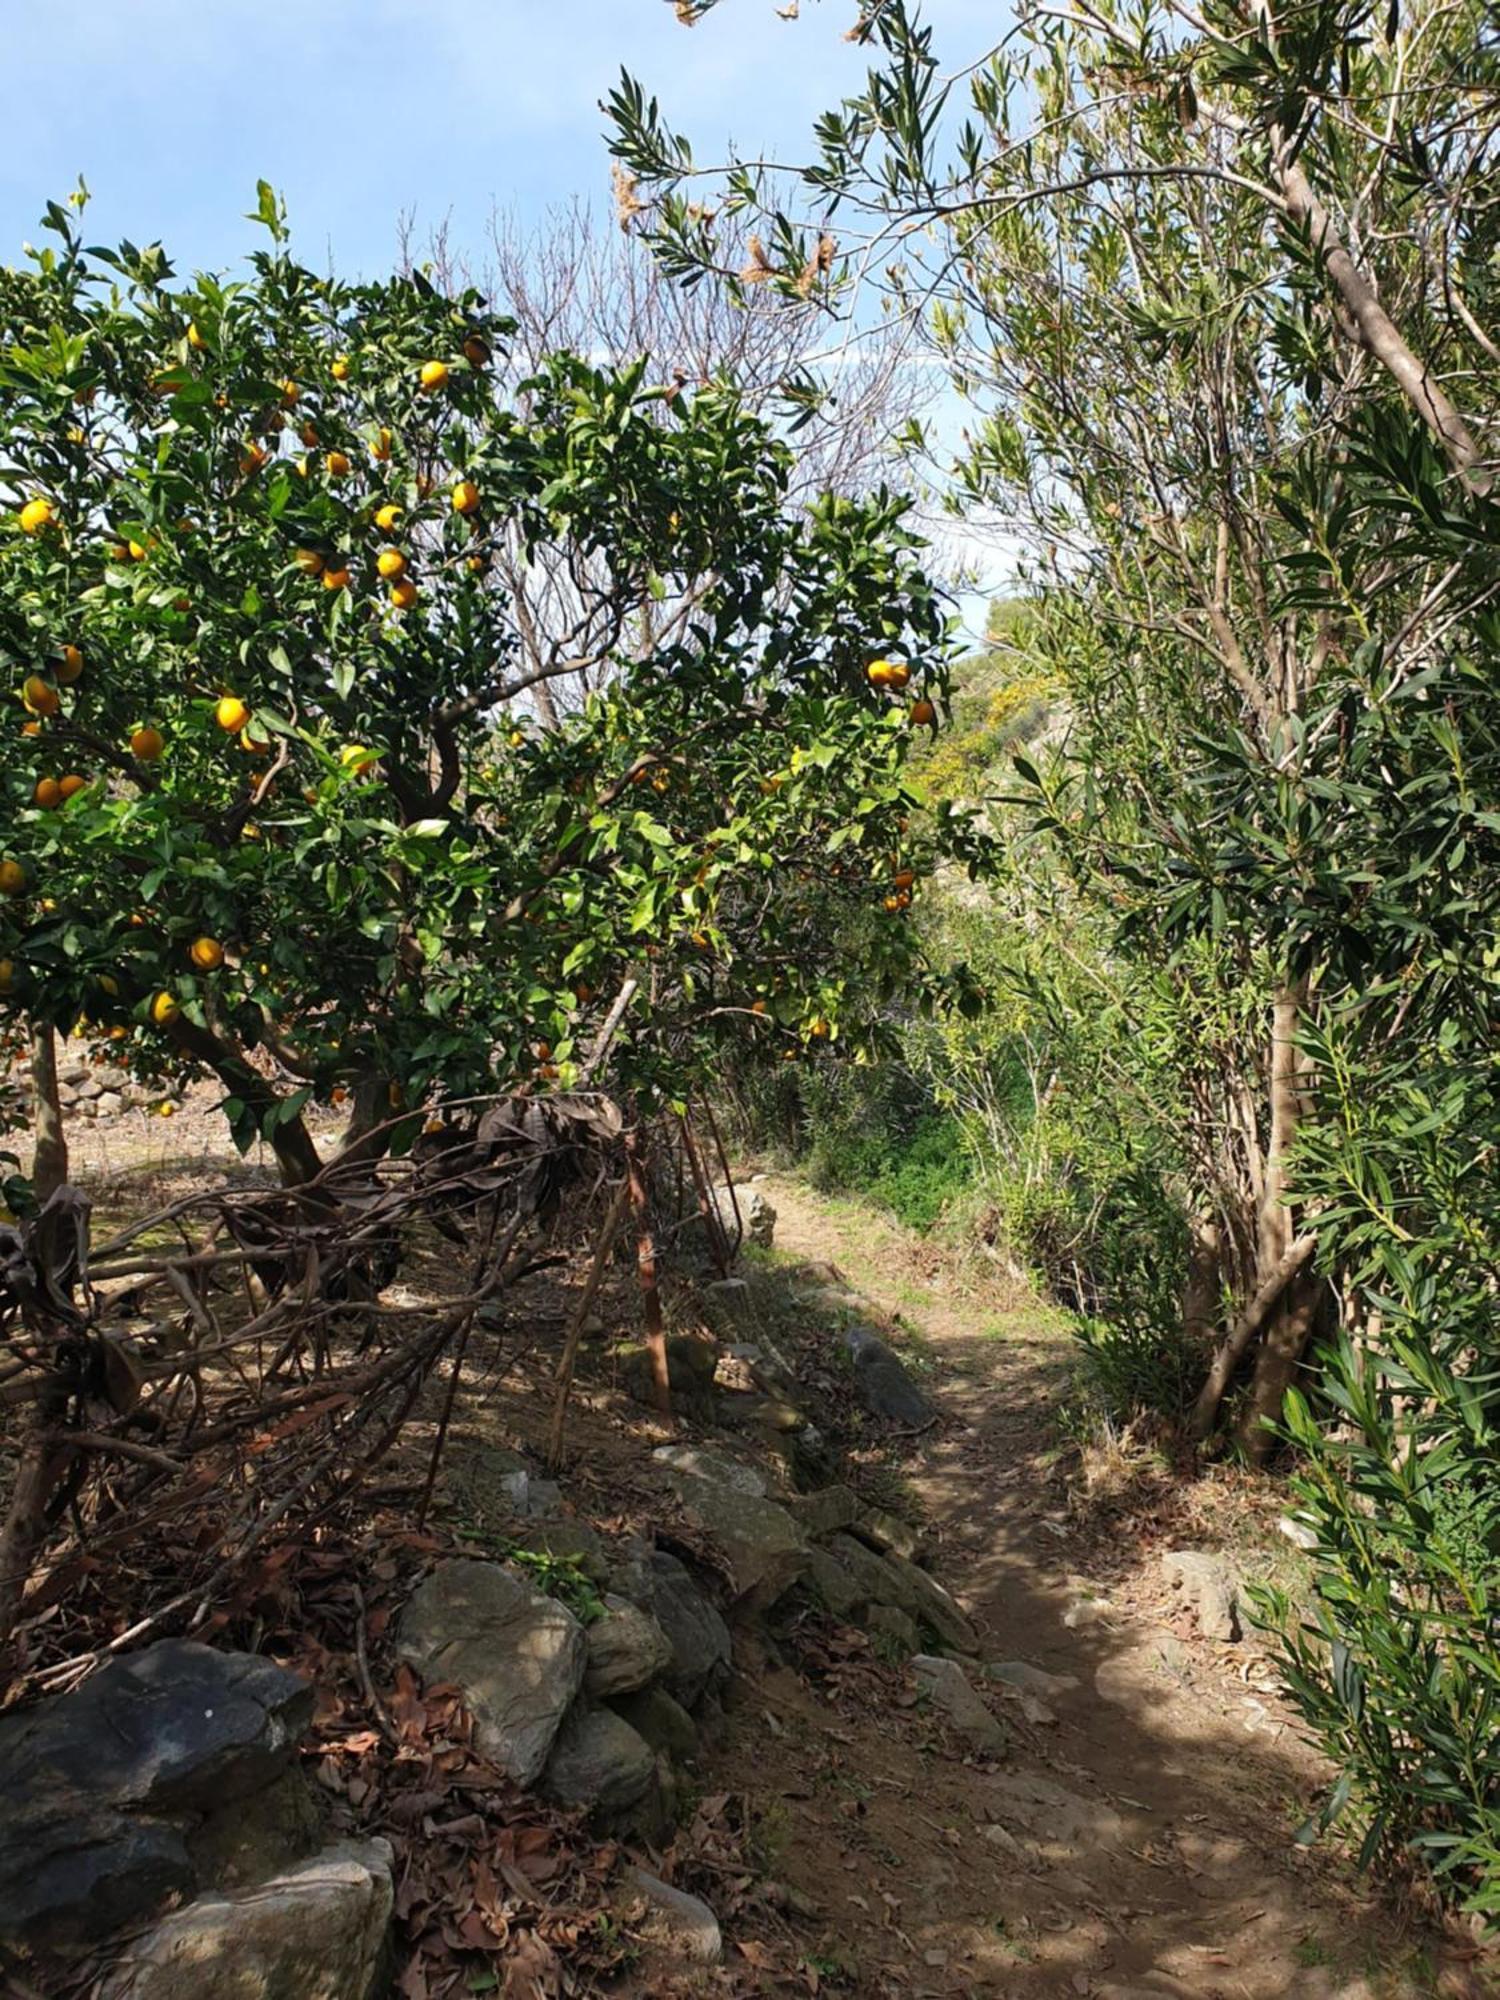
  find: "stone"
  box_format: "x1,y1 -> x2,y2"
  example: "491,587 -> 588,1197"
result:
95,1091 -> 125,1118
59,1061 -> 90,1086
653,1443 -> 766,1497
1278,1512 -> 1319,1552
1161,1550 -> 1240,1642
826,1532 -> 911,1614
522,1477 -> 563,1517
785,1484 -> 863,1540
720,1390 -> 807,1436
622,1866 -> 722,1964
98,1838 -> 393,2000
468,1445 -> 531,1512
515,1518 -> 609,1582
585,1595 -> 673,1698
74,1075 -> 103,1100
847,1506 -> 922,1561
843,1325 -> 933,1427
622,1336 -> 718,1417
397,1559 -> 585,1785
912,1655 -> 1008,1756
663,1466 -> 809,1610
881,1550 -> 979,1654
544,1706 -> 655,1819
619,1551 -> 732,1708
0,1640 -> 312,1825
986,1660 -> 1078,1699
804,1545 -> 863,1619
608,1686 -> 699,1763
865,1603 -> 921,1657
96,1064 -> 131,1090
707,1183 -> 777,1250
0,1803 -> 193,1948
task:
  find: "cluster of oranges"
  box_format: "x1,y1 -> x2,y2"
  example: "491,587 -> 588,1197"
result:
866,658 -> 937,728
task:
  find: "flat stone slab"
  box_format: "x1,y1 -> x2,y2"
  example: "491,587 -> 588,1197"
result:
398,1559 -> 585,1786
913,1655 -> 1007,1756
622,1865 -> 722,1963
663,1468 -> 809,1610
98,1838 -> 393,2000
1161,1550 -> 1240,1641
785,1484 -> 863,1539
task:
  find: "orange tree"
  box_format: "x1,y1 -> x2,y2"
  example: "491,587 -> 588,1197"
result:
0,189 -> 954,1186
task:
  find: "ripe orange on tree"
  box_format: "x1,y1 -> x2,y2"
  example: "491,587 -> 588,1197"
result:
373,504 -> 402,533
150,991 -> 179,1025
22,675 -> 60,717
18,497 -> 54,534
323,565 -> 351,590
292,548 -> 325,576
419,360 -> 449,392
390,579 -> 418,610
326,450 -> 352,478
376,548 -> 406,580
909,698 -> 936,726
33,777 -> 63,810
215,695 -> 250,734
452,480 -> 480,516
189,936 -> 225,972
130,725 -> 165,761
56,645 -> 84,685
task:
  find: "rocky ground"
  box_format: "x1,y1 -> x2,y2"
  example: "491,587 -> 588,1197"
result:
2,1131 -> 1488,1999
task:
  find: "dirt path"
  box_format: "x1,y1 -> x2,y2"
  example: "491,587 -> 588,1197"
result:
712,1176 -> 1439,2000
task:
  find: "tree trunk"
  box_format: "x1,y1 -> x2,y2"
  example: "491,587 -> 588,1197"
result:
1182,1216 -> 1222,1351
334,1073 -> 394,1169
1237,1266 -> 1323,1460
29,1020 -> 68,1203
624,1132 -> 672,1419
163,1014 -> 324,1188
1240,981 -> 1318,1460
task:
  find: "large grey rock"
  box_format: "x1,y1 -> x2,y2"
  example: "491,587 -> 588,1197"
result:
708,1184 -> 777,1250
585,1595 -> 673,1698
0,1639 -> 312,1817
544,1707 -> 655,1818
848,1506 -> 922,1561
912,1655 -> 1008,1757
622,1866 -> 722,1964
882,1551 -> 979,1654
397,1559 -> 585,1785
515,1518 -> 609,1582
1161,1550 -> 1240,1642
608,1686 -> 699,1763
652,1443 -> 766,1497
664,1467 -> 809,1610
98,1838 -> 393,2000
613,1550 -> 732,1707
865,1603 -> 921,1657
826,1532 -> 912,1614
785,1484 -> 863,1540
0,1803 -> 193,1948
0,1641 -> 313,1948
804,1545 -> 863,1620
843,1325 -> 933,1427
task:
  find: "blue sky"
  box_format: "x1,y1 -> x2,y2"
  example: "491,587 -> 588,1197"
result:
2,1 -> 1008,627
2,2 -> 887,278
